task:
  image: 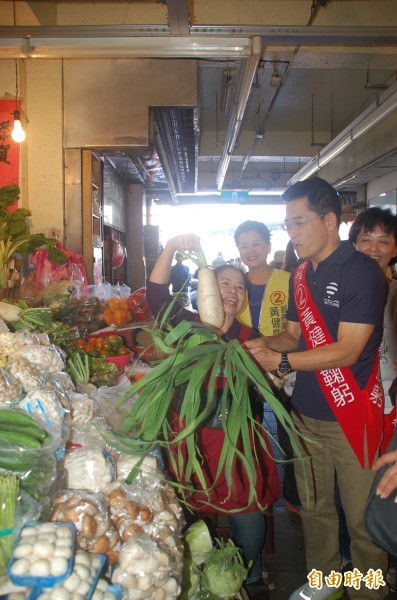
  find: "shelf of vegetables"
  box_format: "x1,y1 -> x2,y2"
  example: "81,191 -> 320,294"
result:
0,290 -> 188,600
0,242 -> 306,600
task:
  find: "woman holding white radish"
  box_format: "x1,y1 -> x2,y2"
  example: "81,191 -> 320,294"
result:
146,234 -> 280,598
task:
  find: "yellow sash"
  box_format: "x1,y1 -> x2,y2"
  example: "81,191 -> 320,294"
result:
238,268 -> 290,336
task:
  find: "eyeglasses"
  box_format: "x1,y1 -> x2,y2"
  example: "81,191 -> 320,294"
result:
281,214 -> 324,232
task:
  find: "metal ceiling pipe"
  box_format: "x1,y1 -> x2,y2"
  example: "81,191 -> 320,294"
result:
215,36 -> 262,191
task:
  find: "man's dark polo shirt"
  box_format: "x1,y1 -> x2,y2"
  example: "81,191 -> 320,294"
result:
287,241 -> 387,420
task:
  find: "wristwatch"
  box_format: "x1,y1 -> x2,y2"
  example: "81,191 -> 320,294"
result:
278,352 -> 292,374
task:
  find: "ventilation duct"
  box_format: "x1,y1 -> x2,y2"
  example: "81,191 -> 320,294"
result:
153,107 -> 199,200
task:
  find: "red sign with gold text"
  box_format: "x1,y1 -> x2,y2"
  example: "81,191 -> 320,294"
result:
0,99 -> 21,211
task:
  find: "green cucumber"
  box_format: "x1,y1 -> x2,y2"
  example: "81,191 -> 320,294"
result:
0,409 -> 41,427
0,446 -> 37,472
0,421 -> 47,442
0,431 -> 42,449
0,409 -> 48,442
0,458 -> 36,473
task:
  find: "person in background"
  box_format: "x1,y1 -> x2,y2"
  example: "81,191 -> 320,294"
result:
234,221 -> 300,510
234,220 -> 290,337
269,249 -> 286,269
343,207 -> 397,589
212,250 -> 225,266
169,251 -> 190,294
282,239 -> 301,273
147,234 -> 280,600
244,177 -> 388,599
349,206 -> 397,451
234,256 -> 247,272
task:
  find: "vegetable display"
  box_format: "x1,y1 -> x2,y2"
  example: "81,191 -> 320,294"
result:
0,409 -> 57,507
183,520 -> 213,567
67,352 -> 90,385
0,291 -> 189,600
66,351 -> 120,387
0,473 -> 19,576
8,522 -> 74,582
33,550 -> 105,600
0,301 -> 52,331
182,519 -> 248,599
0,184 -> 67,291
108,309 -> 305,510
126,288 -> 153,322
102,298 -> 132,328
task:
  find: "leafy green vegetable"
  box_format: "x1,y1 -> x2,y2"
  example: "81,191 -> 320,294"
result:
184,520 -> 213,566
181,555 -> 201,599
0,184 -> 67,289
202,539 -> 248,599
182,522 -> 249,600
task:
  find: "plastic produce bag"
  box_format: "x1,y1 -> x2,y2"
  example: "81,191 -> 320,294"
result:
64,447 -> 114,493
105,481 -> 184,577
93,375 -> 137,431
19,388 -> 66,437
0,367 -> 24,407
31,245 -> 88,293
111,531 -> 181,600
0,410 -> 60,516
50,490 -> 120,565
12,344 -> 65,374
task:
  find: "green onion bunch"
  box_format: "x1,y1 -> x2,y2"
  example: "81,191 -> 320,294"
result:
107,308 -> 305,511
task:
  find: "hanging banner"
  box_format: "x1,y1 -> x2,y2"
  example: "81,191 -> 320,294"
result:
0,99 -> 21,211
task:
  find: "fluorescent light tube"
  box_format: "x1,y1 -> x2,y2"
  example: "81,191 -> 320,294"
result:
25,36 -> 252,59
216,36 -> 261,190
290,81 -> 397,184
318,136 -> 352,168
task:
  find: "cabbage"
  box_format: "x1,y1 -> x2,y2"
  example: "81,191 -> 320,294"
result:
181,557 -> 200,599
202,539 -> 249,599
184,520 -> 213,566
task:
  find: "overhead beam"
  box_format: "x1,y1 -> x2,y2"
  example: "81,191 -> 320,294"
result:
166,0 -> 189,36
0,24 -> 396,45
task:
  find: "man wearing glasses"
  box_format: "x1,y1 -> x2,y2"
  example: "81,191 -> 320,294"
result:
245,177 -> 389,599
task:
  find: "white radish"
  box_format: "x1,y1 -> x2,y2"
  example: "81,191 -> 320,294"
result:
197,266 -> 224,328
0,301 -> 22,323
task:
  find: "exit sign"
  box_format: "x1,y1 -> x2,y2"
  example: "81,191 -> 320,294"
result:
220,191 -> 249,203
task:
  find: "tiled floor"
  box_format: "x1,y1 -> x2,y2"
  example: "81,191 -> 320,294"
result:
264,501 -> 307,599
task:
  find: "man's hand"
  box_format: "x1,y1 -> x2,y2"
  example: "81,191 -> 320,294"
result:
373,450 -> 397,499
244,338 -> 281,372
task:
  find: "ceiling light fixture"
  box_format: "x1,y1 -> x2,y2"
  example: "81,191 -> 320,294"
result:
11,59 -> 25,143
216,36 -> 262,191
11,36 -> 252,59
289,80 -> 397,184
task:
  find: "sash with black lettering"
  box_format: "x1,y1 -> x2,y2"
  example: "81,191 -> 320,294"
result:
294,260 -> 384,468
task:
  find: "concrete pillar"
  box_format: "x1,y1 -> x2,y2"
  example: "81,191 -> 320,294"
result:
127,184 -> 146,290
